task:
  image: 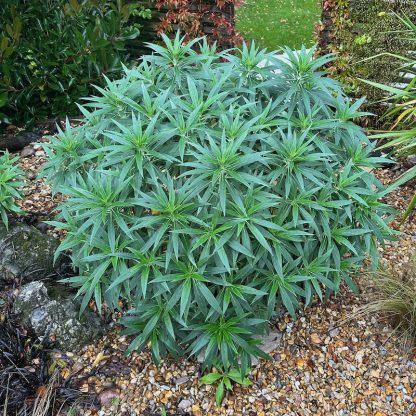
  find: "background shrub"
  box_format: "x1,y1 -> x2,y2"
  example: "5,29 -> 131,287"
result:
0,0 -> 150,128
359,12 -> 416,224
317,0 -> 416,122
43,34 -> 396,371
0,151 -> 23,229
154,0 -> 243,47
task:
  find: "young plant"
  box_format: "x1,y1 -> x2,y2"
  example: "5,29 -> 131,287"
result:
0,151 -> 24,228
44,33 -> 397,371
200,366 -> 252,406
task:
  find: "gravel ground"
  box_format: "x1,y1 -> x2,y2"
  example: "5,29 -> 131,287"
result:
17,140 -> 62,225
12,139 -> 416,415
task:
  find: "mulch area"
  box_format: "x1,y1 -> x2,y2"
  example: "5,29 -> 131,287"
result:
4,133 -> 416,415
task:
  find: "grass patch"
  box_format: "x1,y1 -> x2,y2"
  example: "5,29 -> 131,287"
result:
360,259 -> 416,350
236,0 -> 321,51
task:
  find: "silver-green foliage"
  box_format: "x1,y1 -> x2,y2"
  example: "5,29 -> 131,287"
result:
0,150 -> 24,229
43,33 -> 396,371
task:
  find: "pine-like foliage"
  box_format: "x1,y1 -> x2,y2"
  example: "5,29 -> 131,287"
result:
43,33 -> 396,371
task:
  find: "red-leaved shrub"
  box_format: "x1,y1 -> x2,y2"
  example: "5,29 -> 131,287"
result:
155,0 -> 244,47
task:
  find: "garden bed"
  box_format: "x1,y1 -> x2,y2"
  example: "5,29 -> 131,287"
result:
2,131 -> 415,416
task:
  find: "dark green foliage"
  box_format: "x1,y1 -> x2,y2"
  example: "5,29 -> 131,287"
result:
360,13 -> 416,223
351,1 -> 416,98
0,151 -> 23,229
43,34 -> 396,371
320,0 -> 416,119
0,0 -> 150,127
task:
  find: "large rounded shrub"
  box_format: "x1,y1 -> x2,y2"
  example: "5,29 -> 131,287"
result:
43,33 -> 395,370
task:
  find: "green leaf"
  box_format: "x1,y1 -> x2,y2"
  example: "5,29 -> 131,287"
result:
180,280 -> 192,317
215,380 -> 225,406
199,372 -> 222,385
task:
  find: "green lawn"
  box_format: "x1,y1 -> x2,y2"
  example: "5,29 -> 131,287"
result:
236,0 -> 321,51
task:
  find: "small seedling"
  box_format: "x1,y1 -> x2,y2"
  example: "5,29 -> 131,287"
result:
200,367 -> 252,406
111,398 -> 120,406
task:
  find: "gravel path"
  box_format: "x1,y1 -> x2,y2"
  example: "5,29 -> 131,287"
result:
63,286 -> 415,416
12,138 -> 416,416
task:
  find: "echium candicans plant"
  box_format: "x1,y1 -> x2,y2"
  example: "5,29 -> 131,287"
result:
43,33 -> 397,373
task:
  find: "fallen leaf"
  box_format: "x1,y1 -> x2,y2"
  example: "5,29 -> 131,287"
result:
60,367 -> 71,379
92,351 -> 109,368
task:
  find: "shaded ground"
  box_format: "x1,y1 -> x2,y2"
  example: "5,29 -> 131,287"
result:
236,0 -> 321,50
0,291 -> 96,416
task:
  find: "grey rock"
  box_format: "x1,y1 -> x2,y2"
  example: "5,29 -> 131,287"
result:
177,399 -> 193,411
329,328 -> 340,337
198,330 -> 283,366
252,331 -> 283,366
175,376 -> 190,386
26,170 -> 37,180
13,281 -> 104,351
12,281 -> 49,316
98,389 -> 119,406
0,223 -> 62,286
258,330 -> 283,354
20,146 -> 36,158
406,155 -> 416,166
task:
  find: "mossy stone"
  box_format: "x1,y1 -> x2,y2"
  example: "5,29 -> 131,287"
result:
13,281 -> 105,351
0,223 -> 61,286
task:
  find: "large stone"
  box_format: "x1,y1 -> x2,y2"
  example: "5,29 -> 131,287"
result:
406,155 -> 416,167
0,223 -> 63,286
20,146 -> 36,158
251,331 -> 283,366
13,281 -> 104,351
